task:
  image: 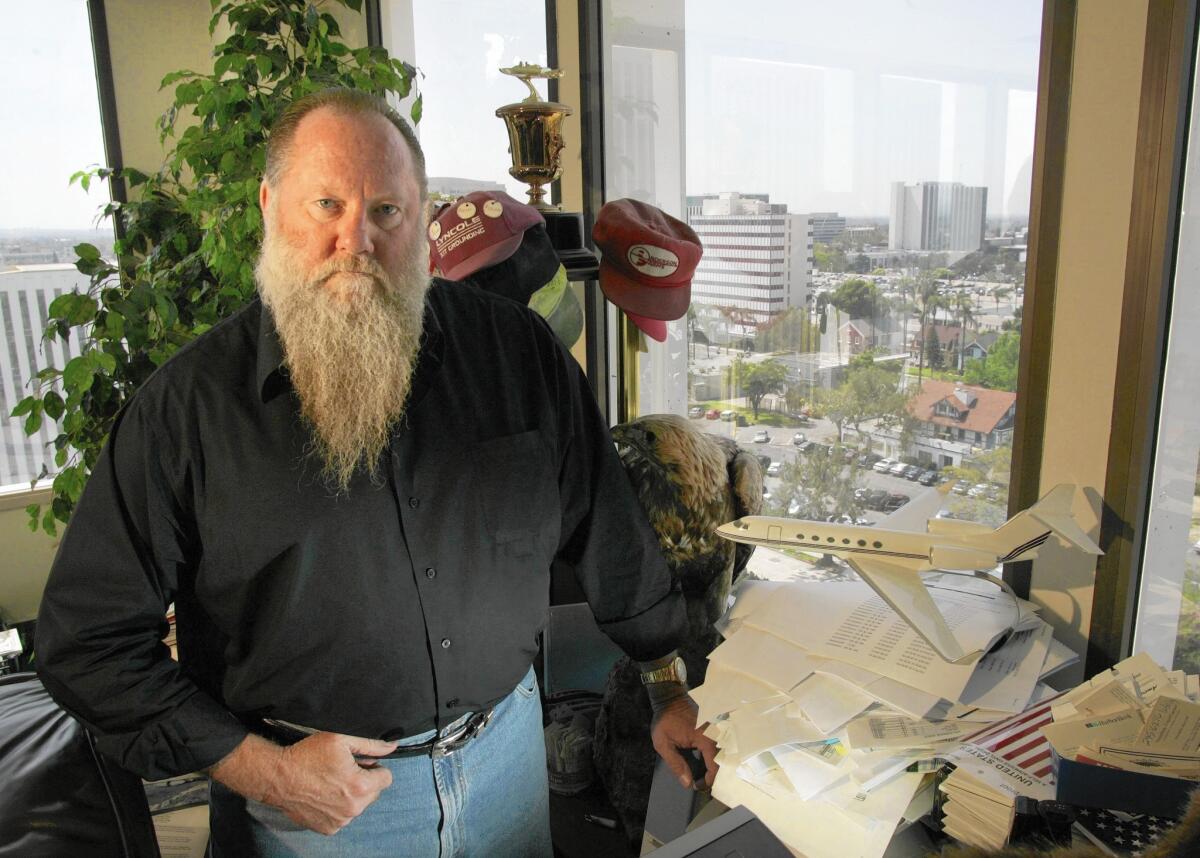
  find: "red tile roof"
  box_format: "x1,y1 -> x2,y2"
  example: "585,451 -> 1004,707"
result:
907,380 -> 1016,435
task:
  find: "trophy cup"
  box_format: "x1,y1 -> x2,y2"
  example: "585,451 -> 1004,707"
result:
495,63 -> 573,211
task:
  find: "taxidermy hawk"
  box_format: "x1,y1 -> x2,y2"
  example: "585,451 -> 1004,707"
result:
592,413 -> 763,845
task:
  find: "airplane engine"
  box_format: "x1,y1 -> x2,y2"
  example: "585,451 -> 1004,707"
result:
928,544 -> 996,571
926,518 -> 993,537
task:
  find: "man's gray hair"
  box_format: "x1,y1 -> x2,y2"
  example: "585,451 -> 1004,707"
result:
263,88 -> 427,198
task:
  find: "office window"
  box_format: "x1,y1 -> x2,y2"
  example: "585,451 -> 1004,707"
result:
1133,47 -> 1200,674
381,1 -> 549,202
0,1 -> 110,489
600,1 -> 1041,576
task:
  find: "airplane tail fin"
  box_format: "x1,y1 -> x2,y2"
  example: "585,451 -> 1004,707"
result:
994,484 -> 1102,562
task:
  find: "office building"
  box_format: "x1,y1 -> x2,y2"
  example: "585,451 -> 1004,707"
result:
810,212 -> 847,243
889,181 -> 988,252
0,265 -> 88,487
685,192 -> 812,340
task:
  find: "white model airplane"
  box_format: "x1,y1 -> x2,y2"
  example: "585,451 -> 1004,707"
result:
715,483 -> 1101,663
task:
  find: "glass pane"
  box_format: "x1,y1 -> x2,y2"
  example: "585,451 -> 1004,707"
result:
602,1 -> 1040,579
399,0 -> 549,202
1133,46 -> 1200,673
0,1 -> 110,488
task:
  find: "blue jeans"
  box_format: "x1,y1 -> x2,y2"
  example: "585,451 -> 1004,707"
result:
209,666 -> 551,857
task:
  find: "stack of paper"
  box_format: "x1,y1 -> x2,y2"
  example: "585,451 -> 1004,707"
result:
1040,652 -> 1200,779
690,577 -> 1078,857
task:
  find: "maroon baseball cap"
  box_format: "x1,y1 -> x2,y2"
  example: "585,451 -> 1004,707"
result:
427,191 -> 544,281
592,199 -> 702,331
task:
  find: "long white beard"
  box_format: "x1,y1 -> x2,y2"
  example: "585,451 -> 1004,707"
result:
255,220 -> 431,493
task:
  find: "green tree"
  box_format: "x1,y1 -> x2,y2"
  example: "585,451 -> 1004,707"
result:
772,446 -> 865,524
962,330 -> 1020,390
12,0 -> 419,535
913,274 -> 945,386
926,329 -> 944,370
726,358 -> 789,419
830,278 -> 879,321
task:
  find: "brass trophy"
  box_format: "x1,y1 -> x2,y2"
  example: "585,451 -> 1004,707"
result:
496,64 -> 573,211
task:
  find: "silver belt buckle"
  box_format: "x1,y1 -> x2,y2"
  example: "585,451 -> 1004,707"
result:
434,708 -> 492,755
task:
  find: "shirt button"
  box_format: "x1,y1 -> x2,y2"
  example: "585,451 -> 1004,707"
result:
409,497 -> 420,509
447,698 -> 459,708
441,638 -> 452,649
425,567 -> 437,579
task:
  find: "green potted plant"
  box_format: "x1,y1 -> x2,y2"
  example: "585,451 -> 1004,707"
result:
12,0 -> 420,535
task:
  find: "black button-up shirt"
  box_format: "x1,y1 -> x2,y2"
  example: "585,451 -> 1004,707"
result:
36,281 -> 686,780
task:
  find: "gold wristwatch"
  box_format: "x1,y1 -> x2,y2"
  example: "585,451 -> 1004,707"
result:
639,655 -> 687,686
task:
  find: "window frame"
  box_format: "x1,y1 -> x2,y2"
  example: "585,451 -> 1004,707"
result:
1088,0 -> 1199,673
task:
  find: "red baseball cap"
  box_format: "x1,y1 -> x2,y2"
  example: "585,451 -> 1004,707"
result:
592,199 -> 702,329
428,191 -> 544,281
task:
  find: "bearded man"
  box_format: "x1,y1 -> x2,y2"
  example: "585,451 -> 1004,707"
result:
36,89 -> 714,857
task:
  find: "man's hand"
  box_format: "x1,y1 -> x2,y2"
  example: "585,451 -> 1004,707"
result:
209,732 -> 398,835
649,697 -> 718,790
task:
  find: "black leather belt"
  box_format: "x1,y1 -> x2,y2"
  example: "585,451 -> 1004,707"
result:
260,708 -> 494,759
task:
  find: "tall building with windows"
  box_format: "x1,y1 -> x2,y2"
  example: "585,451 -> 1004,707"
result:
888,181 -> 988,252
0,265 -> 88,486
685,192 -> 812,341
810,212 -> 847,243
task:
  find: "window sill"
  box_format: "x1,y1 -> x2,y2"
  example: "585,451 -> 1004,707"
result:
0,482 -> 53,513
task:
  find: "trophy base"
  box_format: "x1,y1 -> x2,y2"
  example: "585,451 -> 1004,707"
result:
543,211 -> 598,281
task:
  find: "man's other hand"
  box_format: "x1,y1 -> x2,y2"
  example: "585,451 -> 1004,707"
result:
649,697 -> 718,790
210,732 -> 398,835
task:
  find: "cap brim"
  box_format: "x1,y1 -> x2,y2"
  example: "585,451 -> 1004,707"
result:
625,310 -> 667,342
598,258 -> 691,320
441,232 -> 524,282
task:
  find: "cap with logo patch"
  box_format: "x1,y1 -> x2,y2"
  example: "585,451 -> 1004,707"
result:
427,191 -> 544,282
592,199 -> 701,342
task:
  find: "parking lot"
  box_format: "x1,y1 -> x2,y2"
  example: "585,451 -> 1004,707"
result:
690,413 -> 944,520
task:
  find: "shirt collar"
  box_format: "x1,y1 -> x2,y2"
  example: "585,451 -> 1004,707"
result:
255,291 -> 446,405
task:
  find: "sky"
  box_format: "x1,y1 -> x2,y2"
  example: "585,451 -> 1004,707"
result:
0,1 -> 110,231
3,0 -> 1043,230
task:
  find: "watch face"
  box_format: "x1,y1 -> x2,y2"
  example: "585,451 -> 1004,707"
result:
673,656 -> 687,685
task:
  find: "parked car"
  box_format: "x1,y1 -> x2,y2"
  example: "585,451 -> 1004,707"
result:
857,452 -> 882,468
872,457 -> 897,473
967,483 -> 989,498
796,440 -> 814,453
705,409 -> 721,420
918,470 -> 940,486
862,490 -> 889,510
755,454 -> 771,471
951,479 -> 970,495
752,430 -> 771,443
688,406 -> 704,418
767,461 -> 782,476
720,409 -> 736,421
902,464 -> 923,480
736,414 -> 750,427
792,433 -> 807,446
882,492 -> 909,512
888,461 -> 909,477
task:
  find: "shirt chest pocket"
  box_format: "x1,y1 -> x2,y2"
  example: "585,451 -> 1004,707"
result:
470,430 -> 558,558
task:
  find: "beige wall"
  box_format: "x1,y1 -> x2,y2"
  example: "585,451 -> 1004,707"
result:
1027,0 -> 1149,684
0,490 -> 57,623
105,0 -> 369,174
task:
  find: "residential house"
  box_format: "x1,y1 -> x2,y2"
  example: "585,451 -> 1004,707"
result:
909,324 -> 963,367
905,381 -> 1017,467
962,331 -> 1001,363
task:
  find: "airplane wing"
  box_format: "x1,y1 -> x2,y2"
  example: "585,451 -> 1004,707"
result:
844,555 -> 977,664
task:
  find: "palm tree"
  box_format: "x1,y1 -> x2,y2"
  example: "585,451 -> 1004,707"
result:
992,286 -> 1012,314
952,293 -> 977,372
913,275 -> 944,388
